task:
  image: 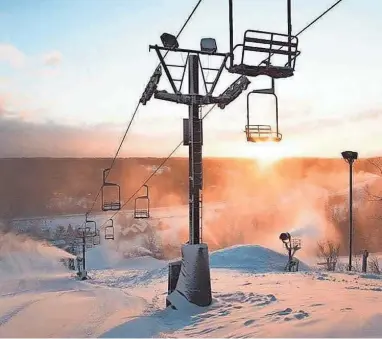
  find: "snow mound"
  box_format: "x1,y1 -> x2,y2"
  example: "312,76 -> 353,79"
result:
86,244 -> 167,271
86,244 -> 122,270
210,244 -> 310,273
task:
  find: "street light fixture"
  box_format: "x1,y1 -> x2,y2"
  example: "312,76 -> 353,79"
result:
160,33 -> 179,49
200,38 -> 217,53
341,150 -> 358,271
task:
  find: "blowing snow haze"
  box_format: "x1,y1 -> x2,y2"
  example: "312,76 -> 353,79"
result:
2,156 -> 382,254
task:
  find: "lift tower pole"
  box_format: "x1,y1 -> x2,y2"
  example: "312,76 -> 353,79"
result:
147,36 -> 249,307
188,54 -> 202,245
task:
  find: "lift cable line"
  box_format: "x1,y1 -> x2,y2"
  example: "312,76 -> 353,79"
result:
296,0 -> 343,37
96,0 -> 346,231
256,0 -> 344,67
98,103 -> 213,230
83,0 -> 204,219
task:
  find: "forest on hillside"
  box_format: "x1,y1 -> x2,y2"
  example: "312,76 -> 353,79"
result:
0,156 -> 381,219
1,156 -> 382,253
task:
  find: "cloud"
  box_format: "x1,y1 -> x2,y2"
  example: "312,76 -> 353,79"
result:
0,116 -> 183,157
0,96 -> 176,157
0,44 -> 26,68
283,109 -> 382,135
43,51 -> 62,67
1,91 -> 382,158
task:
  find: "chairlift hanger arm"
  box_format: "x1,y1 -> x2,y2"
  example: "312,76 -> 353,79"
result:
142,184 -> 149,198
248,78 -> 275,95
103,168 -> 110,184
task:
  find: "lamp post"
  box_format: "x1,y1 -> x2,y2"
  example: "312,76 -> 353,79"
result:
341,151 -> 358,271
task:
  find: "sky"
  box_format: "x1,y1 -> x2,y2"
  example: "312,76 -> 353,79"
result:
0,0 -> 382,159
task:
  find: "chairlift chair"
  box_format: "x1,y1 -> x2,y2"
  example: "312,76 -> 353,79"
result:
104,219 -> 115,240
245,78 -> 282,143
134,184 -> 150,219
93,229 -> 101,246
85,213 -> 97,237
228,0 -> 300,79
101,168 -> 122,212
77,226 -> 92,238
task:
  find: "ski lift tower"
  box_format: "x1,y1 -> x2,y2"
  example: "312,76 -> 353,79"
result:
75,225 -> 94,280
144,34 -> 250,307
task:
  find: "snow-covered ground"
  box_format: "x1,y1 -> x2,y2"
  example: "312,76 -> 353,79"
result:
0,237 -> 382,338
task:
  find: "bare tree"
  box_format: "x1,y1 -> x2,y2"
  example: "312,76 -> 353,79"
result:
353,254 -> 362,272
369,256 -> 381,275
364,158 -> 382,203
316,240 -> 340,271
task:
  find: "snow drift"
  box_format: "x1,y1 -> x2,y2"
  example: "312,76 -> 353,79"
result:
86,243 -> 167,271
210,244 -> 310,272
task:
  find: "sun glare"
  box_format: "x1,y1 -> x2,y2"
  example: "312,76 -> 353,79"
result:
237,140 -> 300,168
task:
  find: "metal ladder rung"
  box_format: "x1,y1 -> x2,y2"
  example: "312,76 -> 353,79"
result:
167,64 -> 186,68
202,67 -> 220,71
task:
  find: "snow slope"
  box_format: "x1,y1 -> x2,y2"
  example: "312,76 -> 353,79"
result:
210,244 -> 310,272
0,243 -> 381,337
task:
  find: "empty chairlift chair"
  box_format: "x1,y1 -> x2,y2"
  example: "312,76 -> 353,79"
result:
85,213 -> 97,236
93,229 -> 101,246
228,0 -> 300,79
245,78 -> 282,143
134,185 -> 150,219
101,168 -> 121,212
104,219 -> 115,240
77,226 -> 92,238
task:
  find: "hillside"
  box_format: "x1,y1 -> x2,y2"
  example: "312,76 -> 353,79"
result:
1,156 -> 382,253
0,156 -> 380,219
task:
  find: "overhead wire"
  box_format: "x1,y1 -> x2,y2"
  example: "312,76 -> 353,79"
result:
259,0 -> 344,65
84,0 -> 204,218
97,0 -> 346,229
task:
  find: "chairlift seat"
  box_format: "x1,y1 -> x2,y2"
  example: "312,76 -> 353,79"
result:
105,233 -> 114,240
102,201 -> 121,211
134,209 -> 150,219
229,30 -> 299,79
93,234 -> 100,246
230,64 -> 294,79
245,125 -> 282,143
